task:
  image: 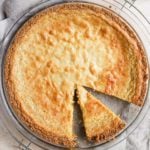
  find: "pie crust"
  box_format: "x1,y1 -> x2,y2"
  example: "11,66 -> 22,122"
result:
4,2 -> 148,147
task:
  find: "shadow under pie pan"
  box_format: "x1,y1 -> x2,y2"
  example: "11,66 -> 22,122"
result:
0,1 -> 150,149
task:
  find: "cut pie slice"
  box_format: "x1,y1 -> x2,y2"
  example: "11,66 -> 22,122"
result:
77,86 -> 125,142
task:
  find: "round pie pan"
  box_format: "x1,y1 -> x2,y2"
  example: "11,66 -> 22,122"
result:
0,0 -> 149,149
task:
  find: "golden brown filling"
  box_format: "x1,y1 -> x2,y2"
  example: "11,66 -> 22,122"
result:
4,3 -> 148,147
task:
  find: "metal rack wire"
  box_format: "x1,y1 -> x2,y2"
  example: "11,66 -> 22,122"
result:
1,0 -> 150,149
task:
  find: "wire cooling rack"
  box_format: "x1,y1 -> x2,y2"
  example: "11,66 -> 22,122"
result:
1,0 -> 150,150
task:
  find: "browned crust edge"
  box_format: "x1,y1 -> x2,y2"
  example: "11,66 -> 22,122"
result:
98,6 -> 149,106
34,2 -> 149,106
52,2 -> 148,106
102,8 -> 149,106
5,60 -> 76,147
4,2 -> 149,147
4,8 -> 77,146
88,118 -> 125,143
69,3 -> 149,106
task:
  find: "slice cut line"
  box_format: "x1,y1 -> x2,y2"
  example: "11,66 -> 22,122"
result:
76,85 -> 125,142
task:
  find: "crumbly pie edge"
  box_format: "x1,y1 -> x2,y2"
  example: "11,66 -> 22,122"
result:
76,86 -> 126,143
4,70 -> 77,147
88,118 -> 125,143
4,2 -> 149,147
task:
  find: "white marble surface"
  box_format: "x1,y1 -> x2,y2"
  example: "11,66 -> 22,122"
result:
0,0 -> 149,149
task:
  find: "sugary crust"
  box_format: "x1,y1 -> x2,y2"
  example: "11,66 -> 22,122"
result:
99,8 -> 148,106
4,6 -> 77,146
5,3 -> 148,104
68,3 -> 148,106
102,9 -> 149,106
4,43 -> 76,147
77,86 -> 125,143
4,2 -> 149,147
88,118 -> 125,142
52,2 -> 148,106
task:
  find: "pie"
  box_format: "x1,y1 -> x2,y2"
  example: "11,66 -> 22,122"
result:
4,2 -> 148,147
77,86 -> 125,142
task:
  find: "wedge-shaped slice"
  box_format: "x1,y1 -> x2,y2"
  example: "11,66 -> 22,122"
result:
77,86 -> 125,142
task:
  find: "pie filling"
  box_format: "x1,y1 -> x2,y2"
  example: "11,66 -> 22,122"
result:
4,3 -> 148,147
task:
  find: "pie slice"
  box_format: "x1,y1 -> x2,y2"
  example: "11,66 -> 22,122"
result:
77,86 -> 125,142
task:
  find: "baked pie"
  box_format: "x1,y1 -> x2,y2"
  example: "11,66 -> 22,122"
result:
4,3 -> 148,147
77,86 -> 125,142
